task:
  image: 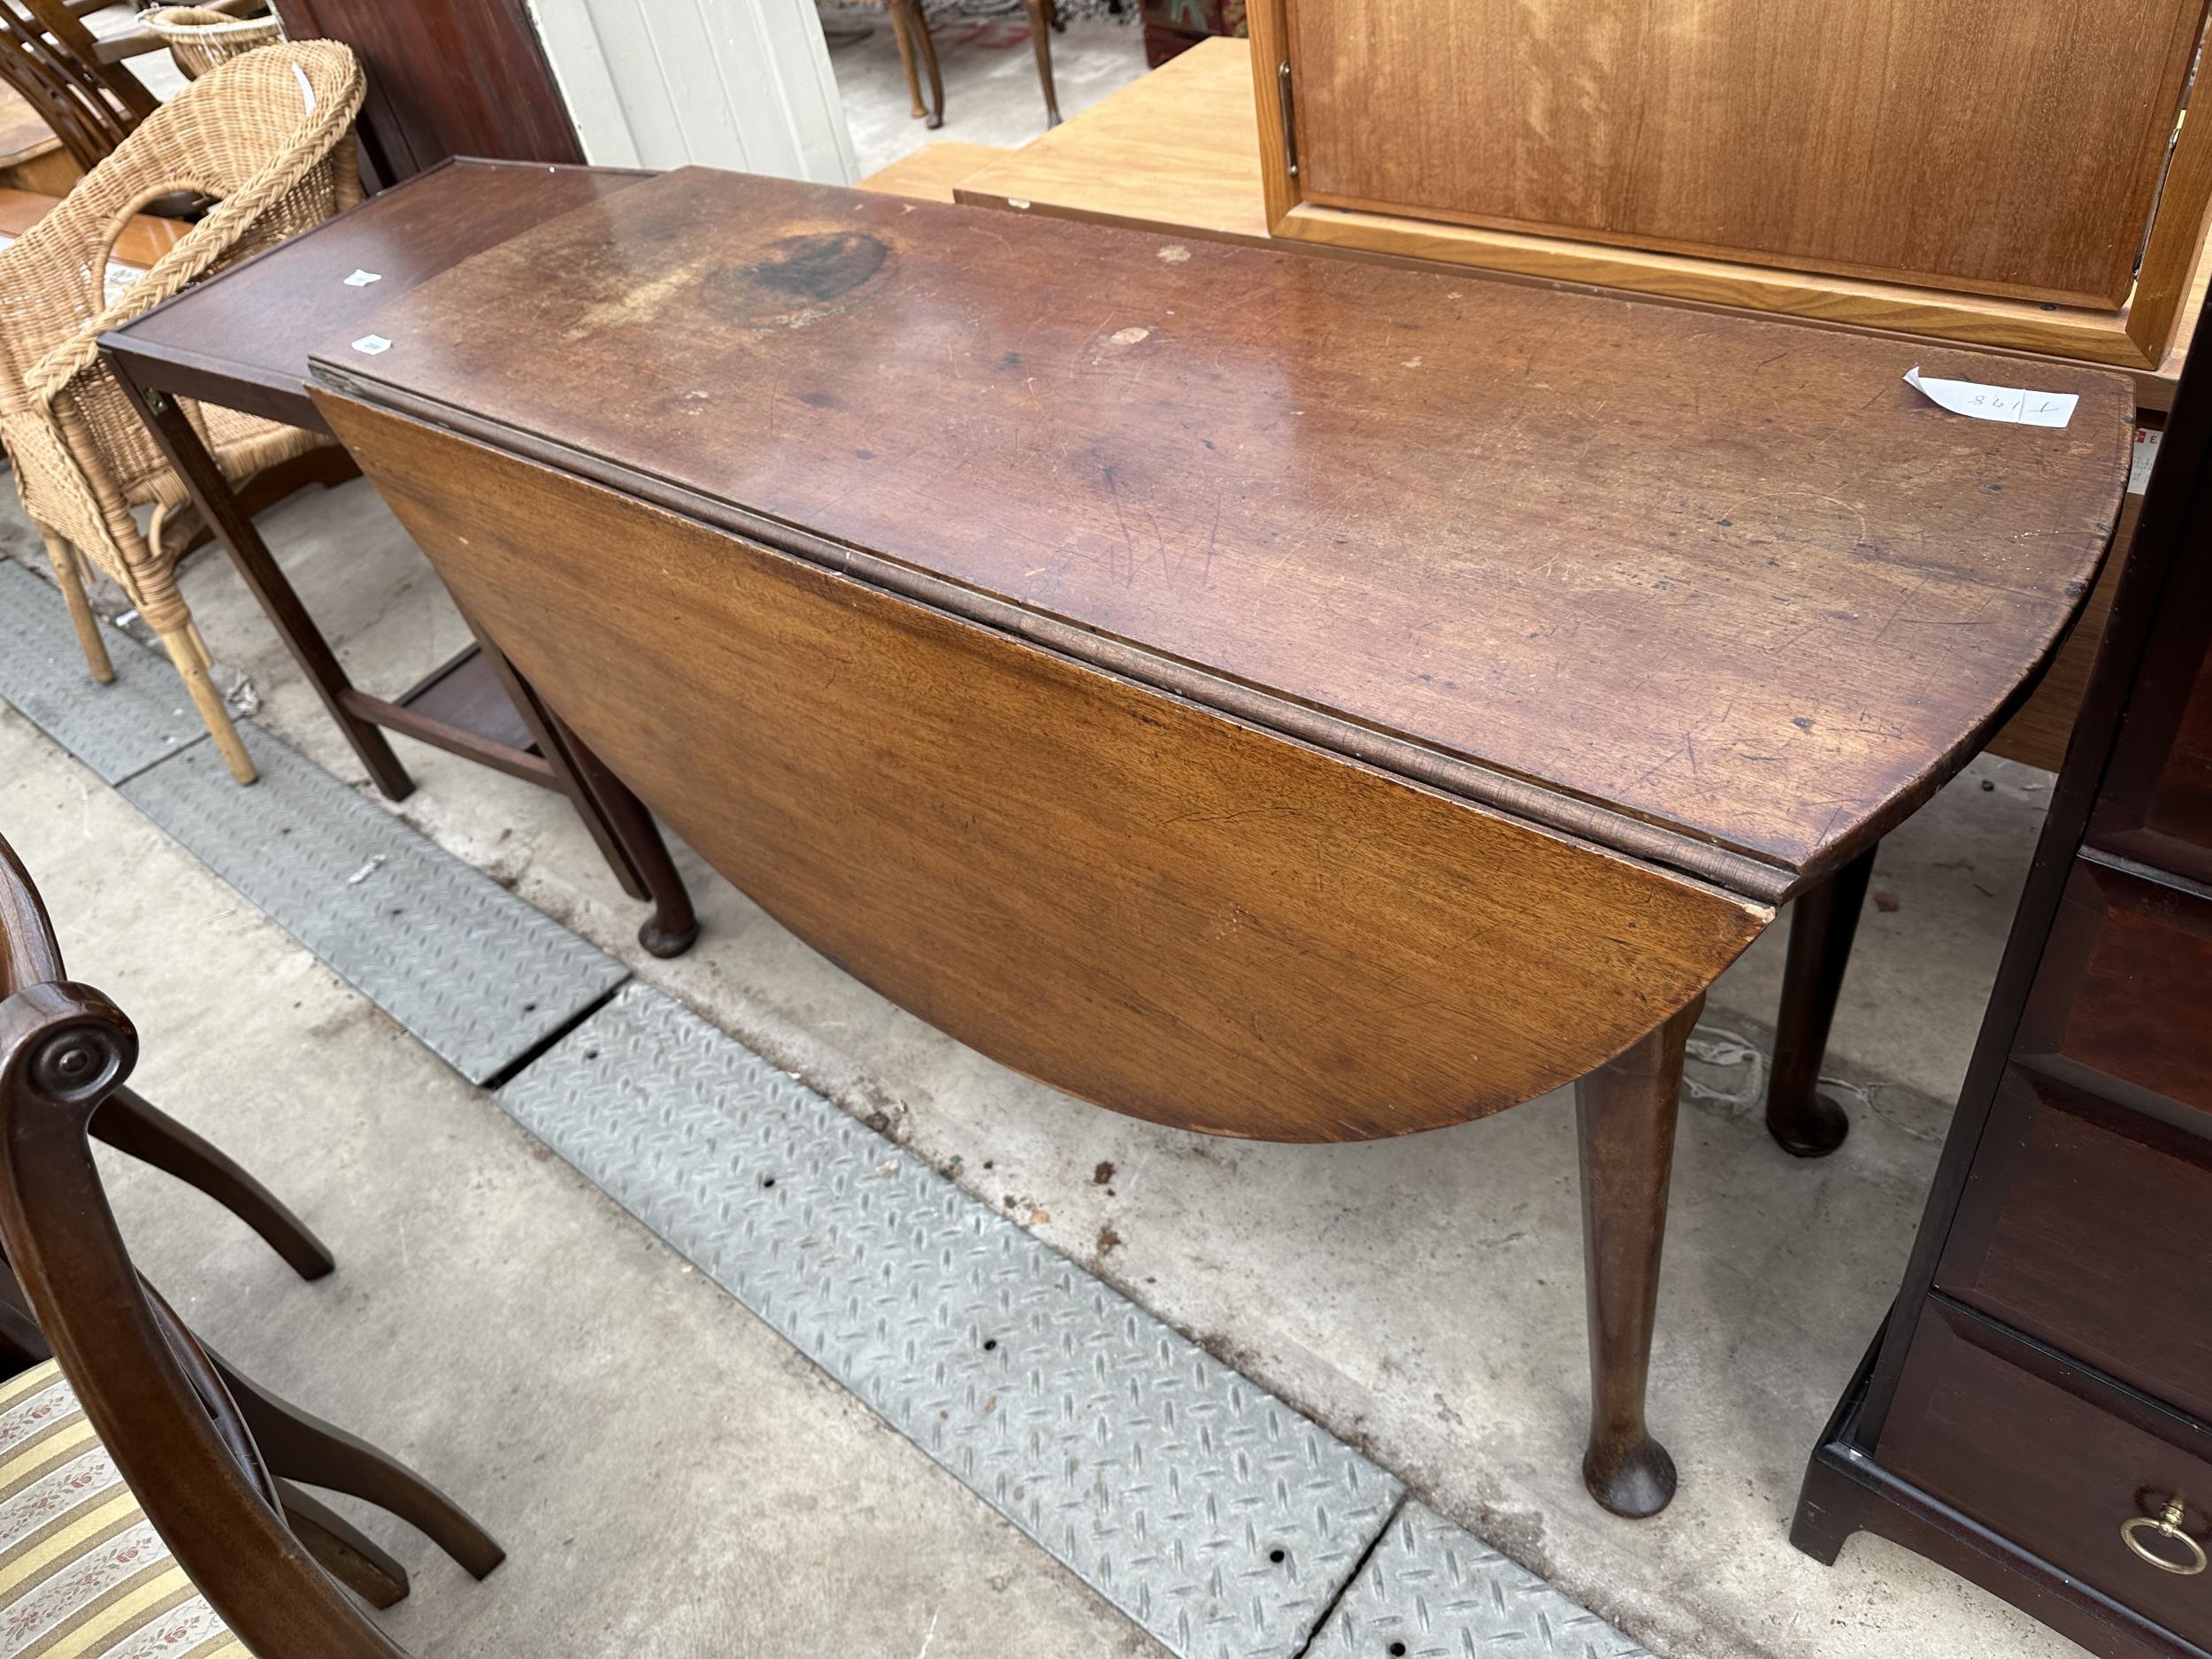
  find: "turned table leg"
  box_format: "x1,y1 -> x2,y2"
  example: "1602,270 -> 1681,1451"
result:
1577,992 -> 1701,1517
1765,844 -> 1876,1157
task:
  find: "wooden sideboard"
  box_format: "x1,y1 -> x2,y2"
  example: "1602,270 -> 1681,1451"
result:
1795,302 -> 2212,1659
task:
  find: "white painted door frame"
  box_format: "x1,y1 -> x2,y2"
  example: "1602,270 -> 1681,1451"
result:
527,0 -> 860,183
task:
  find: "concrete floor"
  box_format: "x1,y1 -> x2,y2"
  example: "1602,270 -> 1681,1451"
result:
0,700 -> 1160,1658
821,4 -> 1152,175
0,446 -> 2088,1659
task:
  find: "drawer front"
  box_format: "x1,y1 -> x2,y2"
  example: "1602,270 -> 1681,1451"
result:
1882,1302 -> 2212,1641
1938,1066 -> 2212,1422
2017,857 -> 2212,1121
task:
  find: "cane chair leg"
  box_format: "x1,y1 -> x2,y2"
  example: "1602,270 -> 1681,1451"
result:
39,533 -> 114,684
278,1479 -> 411,1609
156,618 -> 257,783
182,616 -> 217,674
91,1086 -> 335,1280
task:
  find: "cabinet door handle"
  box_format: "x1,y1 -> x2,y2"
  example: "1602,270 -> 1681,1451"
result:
2122,1499 -> 2208,1575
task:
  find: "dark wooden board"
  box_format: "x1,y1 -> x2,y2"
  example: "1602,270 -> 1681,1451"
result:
309,168 -> 2133,894
273,0 -> 582,184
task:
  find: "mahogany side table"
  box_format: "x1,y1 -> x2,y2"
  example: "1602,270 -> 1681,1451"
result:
311,169 -> 2131,1514
98,158 -> 696,956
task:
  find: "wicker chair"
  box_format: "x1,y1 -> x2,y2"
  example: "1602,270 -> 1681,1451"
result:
0,41 -> 365,785
142,4 -> 283,81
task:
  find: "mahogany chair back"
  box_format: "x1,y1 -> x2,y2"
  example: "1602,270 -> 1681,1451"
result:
0,833 -> 410,1657
0,0 -> 158,173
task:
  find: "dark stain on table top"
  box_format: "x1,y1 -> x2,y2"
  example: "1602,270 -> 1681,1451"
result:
310,166 -> 2133,893
103,158 -> 649,430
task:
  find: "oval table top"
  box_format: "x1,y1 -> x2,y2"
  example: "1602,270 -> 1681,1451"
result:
311,166 -> 2133,904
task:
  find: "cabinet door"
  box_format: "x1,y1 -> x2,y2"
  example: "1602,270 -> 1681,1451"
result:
1279,0 -> 2206,307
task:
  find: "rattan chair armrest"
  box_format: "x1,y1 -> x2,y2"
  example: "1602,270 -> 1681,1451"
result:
24,65 -> 365,407
26,198 -> 275,406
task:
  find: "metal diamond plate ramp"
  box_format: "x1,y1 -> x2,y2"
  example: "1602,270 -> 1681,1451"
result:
122,723 -> 627,1084
500,983 -> 1404,1659
0,557 -> 207,783
1311,1502 -> 1647,1659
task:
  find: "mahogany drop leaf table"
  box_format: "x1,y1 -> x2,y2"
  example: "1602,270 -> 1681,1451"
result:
306,167 -> 2131,1516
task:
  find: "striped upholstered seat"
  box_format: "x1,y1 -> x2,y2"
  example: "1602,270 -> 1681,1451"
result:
0,1362 -> 239,1658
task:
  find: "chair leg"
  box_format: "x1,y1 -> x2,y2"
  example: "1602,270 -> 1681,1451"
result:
213,1354 -> 506,1580
1022,0 -> 1061,126
889,0 -> 943,127
280,1479 -> 411,1609
39,534 -> 114,684
90,1086 -> 334,1281
155,618 -> 256,784
887,0 -> 926,119
181,617 -> 218,676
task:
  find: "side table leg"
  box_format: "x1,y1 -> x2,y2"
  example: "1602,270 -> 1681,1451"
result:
457,616 -> 700,958
547,708 -> 700,958
104,364 -> 415,802
1765,844 -> 1877,1157
1576,992 -> 1701,1518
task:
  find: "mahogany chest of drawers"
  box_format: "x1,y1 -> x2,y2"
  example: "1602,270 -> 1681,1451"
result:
1796,307 -> 2212,1658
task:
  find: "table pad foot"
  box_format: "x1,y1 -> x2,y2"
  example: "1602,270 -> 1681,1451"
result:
1583,1432 -> 1678,1519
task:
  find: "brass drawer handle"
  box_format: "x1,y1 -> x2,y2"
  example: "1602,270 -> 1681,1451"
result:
2122,1500 -> 2208,1576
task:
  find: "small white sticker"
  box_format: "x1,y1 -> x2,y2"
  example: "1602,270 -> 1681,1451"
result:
1904,365 -> 2077,429
350,334 -> 391,356
293,63 -> 317,113
2130,426 -> 2162,495
343,269 -> 381,287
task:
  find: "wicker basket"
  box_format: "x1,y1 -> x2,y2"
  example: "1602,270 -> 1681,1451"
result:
138,6 -> 283,80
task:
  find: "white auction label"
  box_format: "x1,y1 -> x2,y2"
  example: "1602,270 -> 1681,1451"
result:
1904,365 -> 2077,429
350,334 -> 392,356
343,269 -> 382,287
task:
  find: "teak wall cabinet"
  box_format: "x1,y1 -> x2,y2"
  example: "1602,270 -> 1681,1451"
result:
1248,0 -> 2212,371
